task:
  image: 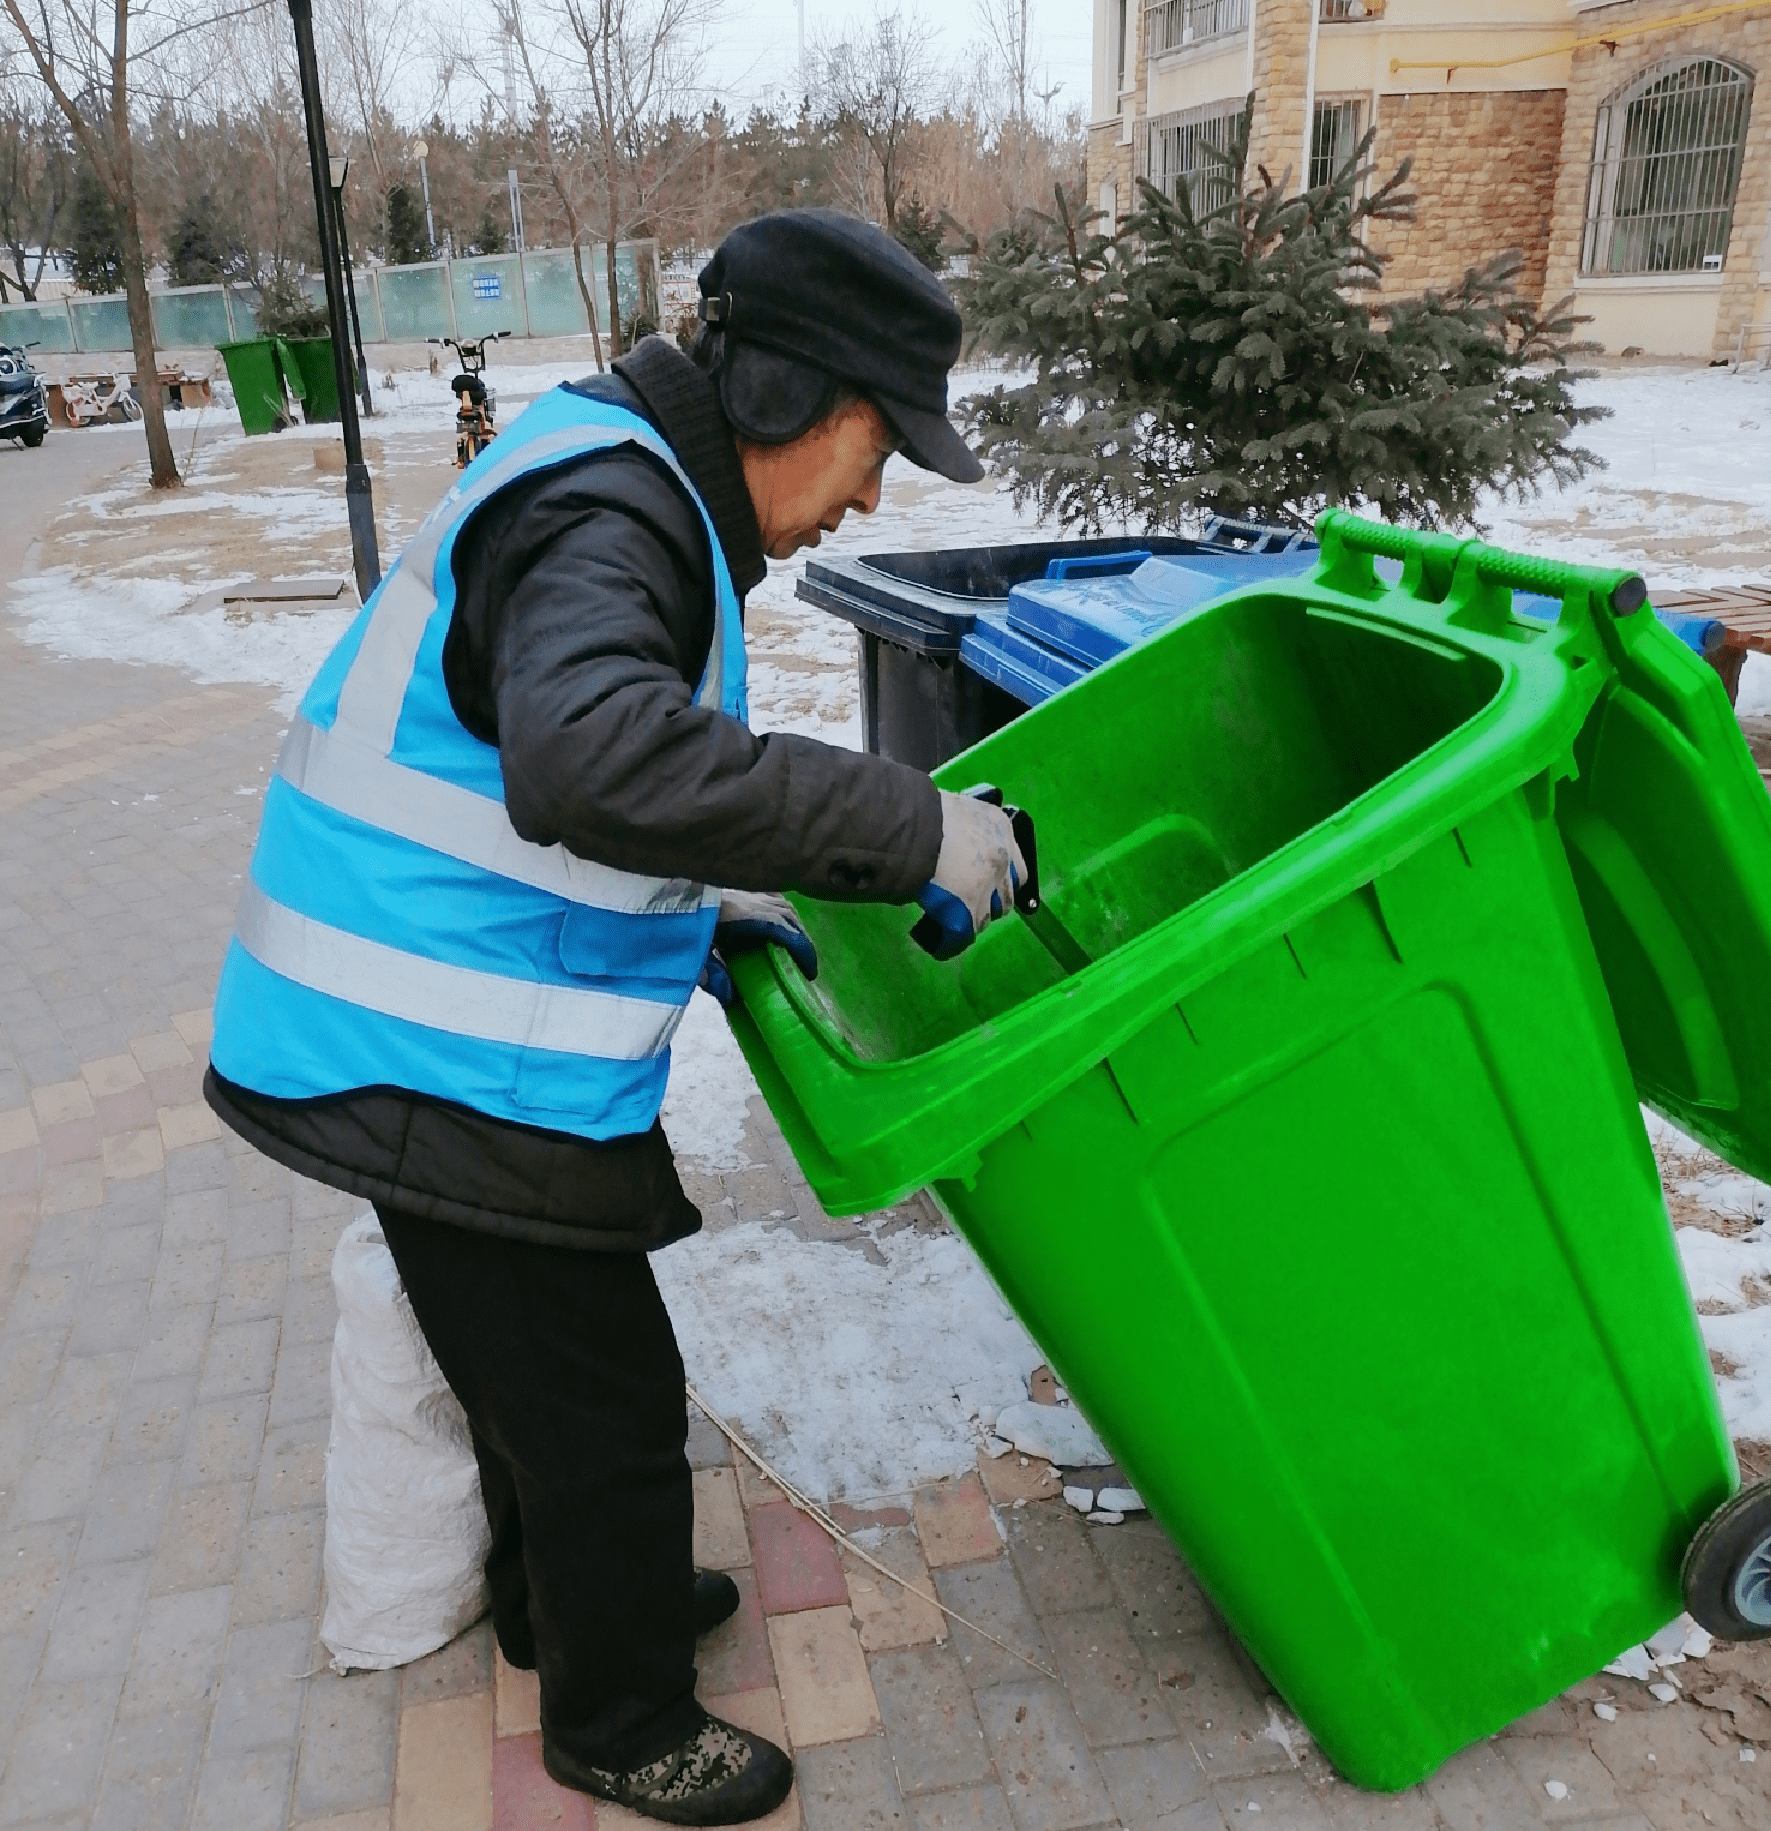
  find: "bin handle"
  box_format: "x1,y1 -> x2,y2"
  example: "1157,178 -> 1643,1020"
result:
1317,510 -> 1649,621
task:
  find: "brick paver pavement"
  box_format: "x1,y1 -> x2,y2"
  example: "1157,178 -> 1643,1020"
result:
1,429 -> 1768,1830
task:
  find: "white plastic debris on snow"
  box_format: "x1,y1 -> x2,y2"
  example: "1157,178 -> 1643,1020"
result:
321,1215 -> 490,1671
993,1397 -> 1112,1467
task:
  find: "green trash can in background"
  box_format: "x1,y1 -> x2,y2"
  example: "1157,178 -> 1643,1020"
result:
725,513 -> 1771,1790
215,336 -> 288,436
281,334 -> 341,423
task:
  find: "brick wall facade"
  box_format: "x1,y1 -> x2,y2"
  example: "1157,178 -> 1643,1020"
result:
1369,89 -> 1568,303
1542,0 -> 1771,357
1086,124 -> 1135,223
1246,0 -> 1315,184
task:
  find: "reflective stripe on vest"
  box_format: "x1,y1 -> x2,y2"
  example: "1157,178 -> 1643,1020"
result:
207,389 -> 748,1137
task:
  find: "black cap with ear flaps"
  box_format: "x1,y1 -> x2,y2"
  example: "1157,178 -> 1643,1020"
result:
698,209 -> 984,484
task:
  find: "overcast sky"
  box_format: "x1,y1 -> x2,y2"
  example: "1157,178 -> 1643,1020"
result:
686,0 -> 1093,120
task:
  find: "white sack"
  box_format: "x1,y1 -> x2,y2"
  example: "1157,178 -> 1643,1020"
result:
321,1212 -> 489,1671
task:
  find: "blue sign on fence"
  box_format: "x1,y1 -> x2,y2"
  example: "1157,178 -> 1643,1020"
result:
472,274 -> 502,301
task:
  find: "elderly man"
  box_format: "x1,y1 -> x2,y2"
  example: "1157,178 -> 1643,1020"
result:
204,210 -> 1022,1825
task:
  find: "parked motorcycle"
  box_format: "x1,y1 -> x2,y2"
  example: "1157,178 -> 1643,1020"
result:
428,332 -> 510,468
0,344 -> 49,448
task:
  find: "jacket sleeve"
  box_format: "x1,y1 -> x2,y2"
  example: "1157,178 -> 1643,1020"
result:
456,450 -> 944,903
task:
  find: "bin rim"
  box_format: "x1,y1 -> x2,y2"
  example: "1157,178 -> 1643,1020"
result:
730,522 -> 1650,1213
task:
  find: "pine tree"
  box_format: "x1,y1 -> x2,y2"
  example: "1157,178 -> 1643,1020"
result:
959,122 -> 1607,532
386,184 -> 430,265
893,192 -> 944,271
471,207 -> 507,255
168,195 -> 227,285
67,162 -> 123,293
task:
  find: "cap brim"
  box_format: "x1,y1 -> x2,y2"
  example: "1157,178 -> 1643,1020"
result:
874,394 -> 985,484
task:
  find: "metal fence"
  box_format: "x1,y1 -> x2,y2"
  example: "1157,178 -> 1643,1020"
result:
1143,0 -> 1247,59
1582,56 -> 1754,276
1309,99 -> 1362,191
1137,100 -> 1248,214
0,242 -> 657,356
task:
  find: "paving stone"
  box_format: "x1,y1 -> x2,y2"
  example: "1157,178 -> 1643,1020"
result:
294,1664 -> 399,1820
400,1618 -> 496,1706
132,1304 -> 210,1383
393,1690 -> 494,1831
931,1560 -> 1053,1694
159,1102 -> 222,1152
11,1421 -> 109,1523
269,1337 -> 332,1427
489,1730 -> 593,1829
147,1242 -> 225,1311
232,1506 -> 324,1627
1213,1770 -> 1335,1828
794,1733 -> 907,1831
188,1745 -> 295,1831
225,1196 -> 292,1260
973,1679 -> 1113,1831
1096,1736 -> 1214,1822
736,1453 -> 788,1512
198,1318 -> 281,1402
110,1374 -> 197,1465
1424,1736 -> 1550,1829
283,1273 -> 339,1345
869,1643 -> 993,1794
164,1141 -> 229,1197
28,1216 -> 97,1276
694,1466 -> 751,1571
180,1392 -> 270,1488
907,1784 -> 1018,1831
0,1673 -> 123,1824
914,1474 -> 1002,1570
1042,1606 -> 1177,1750
0,1326 -> 66,1407
750,1502 -> 848,1615
37,1160 -> 104,1214
686,1404 -> 733,1473
769,1606 -> 881,1746
1090,1516 -> 1220,1651
83,1055 -> 146,1099
1148,1626 -> 1292,1784
32,1080 -> 94,1127
76,1458 -> 177,1566
103,1129 -> 164,1180
8,1263 -> 82,1330
0,1519 -> 80,1642
96,1085 -> 156,1136
89,1221 -> 161,1288
1319,1780 -> 1442,1829
999,1502 -> 1116,1620
208,1615 -> 314,1754
161,1189 -> 229,1249
695,1565 -> 775,1696
68,1278 -> 151,1356
844,1527 -> 947,1653
117,1585 -> 232,1718
130,1033 -> 193,1074
88,1701 -> 208,1831
251,1416 -> 326,1515
215,1252 -> 288,1326
1499,1736 -> 1621,1822
494,1651 -> 540,1739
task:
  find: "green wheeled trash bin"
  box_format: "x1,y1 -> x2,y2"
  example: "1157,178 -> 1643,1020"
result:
216,336 -> 289,436
282,334 -> 341,423
724,512 -> 1771,1791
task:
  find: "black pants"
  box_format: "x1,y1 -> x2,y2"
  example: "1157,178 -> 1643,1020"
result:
377,1204 -> 701,1771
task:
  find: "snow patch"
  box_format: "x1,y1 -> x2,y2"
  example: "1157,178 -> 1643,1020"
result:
653,1218 -> 1044,1504
1676,1225 -> 1771,1442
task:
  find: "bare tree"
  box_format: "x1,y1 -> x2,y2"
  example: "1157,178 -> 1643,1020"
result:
0,0 -> 262,485
0,85 -> 71,299
490,2 -> 605,369
818,9 -> 938,231
974,0 -> 1029,126
551,0 -> 714,354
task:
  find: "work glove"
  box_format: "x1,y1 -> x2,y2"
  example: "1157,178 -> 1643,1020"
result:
698,890 -> 819,1009
914,789 -> 1027,961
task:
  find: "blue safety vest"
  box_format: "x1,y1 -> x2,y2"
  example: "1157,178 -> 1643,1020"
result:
208,388 -> 749,1140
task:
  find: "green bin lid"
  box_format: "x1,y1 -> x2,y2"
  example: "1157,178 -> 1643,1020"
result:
1557,602 -> 1771,1183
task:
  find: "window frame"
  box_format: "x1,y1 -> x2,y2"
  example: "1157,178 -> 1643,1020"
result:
1138,98 -> 1249,216
1308,96 -> 1363,192
1142,0 -> 1249,61
1581,54 -> 1755,277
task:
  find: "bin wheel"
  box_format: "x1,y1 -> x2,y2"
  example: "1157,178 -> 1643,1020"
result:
1681,1479 -> 1771,1640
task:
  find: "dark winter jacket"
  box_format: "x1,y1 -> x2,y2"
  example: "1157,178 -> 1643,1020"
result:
206,338 -> 943,1251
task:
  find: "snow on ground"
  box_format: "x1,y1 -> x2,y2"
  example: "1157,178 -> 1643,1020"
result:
10,354 -> 1771,1502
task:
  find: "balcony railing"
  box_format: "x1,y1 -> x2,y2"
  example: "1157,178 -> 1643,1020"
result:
1320,0 -> 1385,19
1143,0 -> 1248,59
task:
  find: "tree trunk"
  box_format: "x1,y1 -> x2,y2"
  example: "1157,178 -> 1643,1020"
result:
116,169 -> 177,487
568,232 -> 605,371
603,224 -> 622,358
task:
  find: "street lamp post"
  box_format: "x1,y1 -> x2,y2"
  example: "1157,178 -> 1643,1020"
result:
287,0 -> 381,600
413,138 -> 438,256
329,155 -> 374,421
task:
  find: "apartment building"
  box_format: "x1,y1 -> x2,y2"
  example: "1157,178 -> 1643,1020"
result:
1088,0 -> 1771,359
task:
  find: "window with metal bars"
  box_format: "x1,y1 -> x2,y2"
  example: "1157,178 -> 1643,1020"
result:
1309,99 -> 1361,190
1138,100 -> 1248,214
1143,0 -> 1248,60
1582,55 -> 1753,275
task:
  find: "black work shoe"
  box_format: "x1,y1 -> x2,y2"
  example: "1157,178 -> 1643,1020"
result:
545,1709 -> 794,1825
694,1567 -> 741,1636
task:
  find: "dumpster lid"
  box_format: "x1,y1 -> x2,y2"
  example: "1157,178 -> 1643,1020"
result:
1558,597 -> 1771,1182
